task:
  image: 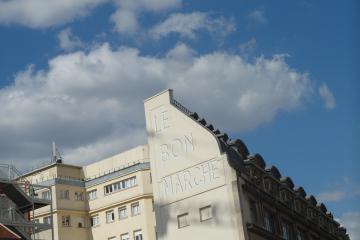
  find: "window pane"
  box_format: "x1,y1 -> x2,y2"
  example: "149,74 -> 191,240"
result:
132,203 -> 140,216
134,230 -> 143,240
121,233 -> 129,240
200,205 -> 212,221
177,213 -> 189,228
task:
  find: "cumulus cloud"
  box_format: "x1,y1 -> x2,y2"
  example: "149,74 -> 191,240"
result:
319,82 -> 336,110
111,0 -> 181,34
150,12 -> 236,40
0,43 -> 313,168
0,0 -> 107,28
339,212 -> 360,240
248,9 -> 267,24
317,190 -> 346,202
58,28 -> 84,51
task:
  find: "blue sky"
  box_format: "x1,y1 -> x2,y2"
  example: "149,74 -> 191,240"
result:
0,0 -> 359,237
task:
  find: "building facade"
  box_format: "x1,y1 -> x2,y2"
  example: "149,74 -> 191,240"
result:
22,146 -> 155,240
11,89 -> 350,240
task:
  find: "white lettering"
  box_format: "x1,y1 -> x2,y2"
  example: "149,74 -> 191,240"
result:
159,159 -> 223,201
153,110 -> 170,133
159,133 -> 195,161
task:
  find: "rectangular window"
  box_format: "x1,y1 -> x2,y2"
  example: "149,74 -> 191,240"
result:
249,200 -> 258,224
76,216 -> 85,228
199,205 -> 212,221
263,210 -> 275,233
41,190 -> 51,200
282,221 -> 292,240
43,216 -> 51,224
131,202 -> 140,216
90,215 -> 99,227
297,229 -> 307,240
62,216 -> 71,227
177,213 -> 189,228
104,176 -> 137,195
134,230 -> 143,240
106,210 -> 115,223
60,190 -> 69,200
75,191 -> 84,201
121,233 -> 129,240
87,189 -> 97,200
119,207 -> 127,219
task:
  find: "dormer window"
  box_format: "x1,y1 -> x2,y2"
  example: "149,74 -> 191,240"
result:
264,179 -> 272,193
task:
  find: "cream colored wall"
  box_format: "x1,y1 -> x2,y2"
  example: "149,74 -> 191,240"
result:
82,145 -> 149,179
55,184 -> 87,210
144,89 -> 247,240
55,211 -> 90,240
56,165 -> 82,180
26,166 -> 57,184
87,169 -> 155,239
27,161 -> 155,240
87,170 -> 152,212
90,198 -> 155,240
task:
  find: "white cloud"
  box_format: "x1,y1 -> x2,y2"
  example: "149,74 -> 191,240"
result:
111,0 -> 181,34
0,43 -> 313,168
239,38 -> 257,54
58,28 -> 84,51
0,0 -> 107,28
248,9 -> 267,24
150,12 -> 236,40
339,212 -> 360,240
111,9 -> 140,34
317,190 -> 346,202
319,82 -> 336,110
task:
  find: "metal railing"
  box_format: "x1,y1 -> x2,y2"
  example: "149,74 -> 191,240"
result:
0,163 -> 26,182
170,99 -> 193,115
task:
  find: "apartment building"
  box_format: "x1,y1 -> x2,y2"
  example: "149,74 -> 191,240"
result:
9,89 -> 349,240
22,145 -> 155,240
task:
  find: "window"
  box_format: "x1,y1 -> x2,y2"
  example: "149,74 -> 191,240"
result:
249,200 -> 258,224
121,233 -> 129,240
131,202 -> 140,216
76,217 -> 85,228
87,189 -> 97,200
108,237 -> 116,240
75,191 -> 84,201
177,213 -> 189,228
90,215 -> 99,227
106,210 -> 115,223
134,230 -> 143,240
282,221 -> 292,240
297,229 -> 307,240
42,190 -> 51,200
104,176 -> 137,195
43,216 -> 51,224
263,210 -> 275,233
60,190 -> 69,199
62,216 -> 71,227
264,179 -> 272,193
119,207 -> 127,219
199,205 -> 212,221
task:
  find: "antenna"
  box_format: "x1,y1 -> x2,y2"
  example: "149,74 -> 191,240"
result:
52,141 -> 63,163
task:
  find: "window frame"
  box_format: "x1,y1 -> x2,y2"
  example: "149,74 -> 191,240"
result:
131,202 -> 141,216
106,210 -> 115,223
199,205 -> 212,222
177,213 -> 189,229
